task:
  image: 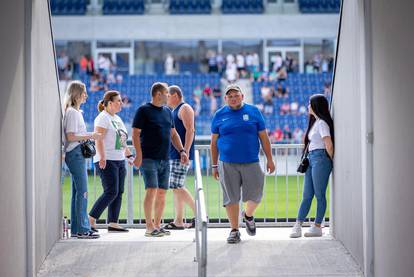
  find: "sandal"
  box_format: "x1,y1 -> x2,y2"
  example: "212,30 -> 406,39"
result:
163,222 -> 185,230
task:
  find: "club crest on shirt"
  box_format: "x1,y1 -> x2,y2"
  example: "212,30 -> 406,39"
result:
243,114 -> 249,121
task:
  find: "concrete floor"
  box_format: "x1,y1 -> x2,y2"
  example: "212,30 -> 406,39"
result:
37,227 -> 362,277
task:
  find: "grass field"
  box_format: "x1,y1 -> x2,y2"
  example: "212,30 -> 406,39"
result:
62,175 -> 329,222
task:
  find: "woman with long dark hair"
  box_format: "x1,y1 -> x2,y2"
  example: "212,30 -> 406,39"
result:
290,94 -> 334,238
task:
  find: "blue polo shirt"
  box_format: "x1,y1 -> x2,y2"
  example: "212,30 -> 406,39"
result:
211,103 -> 266,163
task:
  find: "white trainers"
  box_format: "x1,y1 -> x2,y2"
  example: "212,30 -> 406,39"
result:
289,222 -> 302,238
304,224 -> 323,237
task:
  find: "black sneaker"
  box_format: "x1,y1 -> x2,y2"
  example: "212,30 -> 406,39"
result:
242,211 -> 256,236
91,227 -> 99,233
77,231 -> 100,239
227,229 -> 241,244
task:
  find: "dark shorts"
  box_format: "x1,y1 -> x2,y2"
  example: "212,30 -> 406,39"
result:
140,159 -> 170,190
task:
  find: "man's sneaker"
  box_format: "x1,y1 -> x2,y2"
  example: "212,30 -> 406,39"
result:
227,229 -> 241,244
304,224 -> 323,237
289,222 -> 302,238
158,228 -> 171,236
242,212 -> 256,236
145,229 -> 165,237
77,231 -> 100,239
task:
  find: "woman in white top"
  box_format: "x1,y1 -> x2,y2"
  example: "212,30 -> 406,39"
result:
63,81 -> 101,239
89,90 -> 133,232
290,94 -> 334,238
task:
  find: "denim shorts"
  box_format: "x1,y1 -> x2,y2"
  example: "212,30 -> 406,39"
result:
140,159 -> 170,190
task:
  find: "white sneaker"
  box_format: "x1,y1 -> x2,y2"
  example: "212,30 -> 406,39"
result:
289,222 -> 302,238
304,224 -> 323,237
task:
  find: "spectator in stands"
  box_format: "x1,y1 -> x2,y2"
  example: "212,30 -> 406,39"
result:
213,86 -> 222,99
261,86 -> 273,103
89,90 -> 133,233
277,66 -> 288,81
210,84 -> 275,244
57,51 -> 69,80
98,54 -> 111,76
121,95 -> 132,108
293,128 -> 304,144
132,82 -> 188,237
202,84 -> 212,97
85,54 -> 94,76
89,73 -> 107,93
63,81 -> 101,239
226,61 -> 238,83
313,54 -> 322,72
283,125 -> 292,141
226,53 -> 235,66
280,102 -> 290,115
246,52 -> 254,74
165,53 -> 177,75
236,52 -> 246,75
272,127 -> 284,142
271,54 -> 283,72
210,94 -> 218,115
252,52 -> 260,73
290,99 -> 299,115
216,52 -> 225,74
207,50 -> 218,73
164,85 -> 196,230
290,94 -> 334,238
276,82 -> 289,98
263,100 -> 274,115
299,104 -> 307,115
79,55 -> 88,75
193,86 -> 202,116
305,60 -> 314,74
323,82 -> 332,97
321,56 -> 329,73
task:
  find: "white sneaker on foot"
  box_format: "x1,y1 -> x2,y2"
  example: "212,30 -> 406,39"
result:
304,224 -> 322,237
289,222 -> 302,238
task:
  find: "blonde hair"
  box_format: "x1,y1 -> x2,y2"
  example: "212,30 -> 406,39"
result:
97,90 -> 120,112
64,80 -> 86,111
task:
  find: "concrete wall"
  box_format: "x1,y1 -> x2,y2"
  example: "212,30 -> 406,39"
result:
0,0 -> 27,276
371,0 -> 414,276
0,0 -> 61,276
51,14 -> 338,40
331,0 -> 365,268
31,0 -> 62,273
333,0 -> 414,276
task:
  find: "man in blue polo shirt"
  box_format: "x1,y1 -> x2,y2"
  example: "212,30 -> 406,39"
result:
210,84 -> 275,244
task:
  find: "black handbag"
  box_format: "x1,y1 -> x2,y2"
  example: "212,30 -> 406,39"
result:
297,144 -> 309,173
80,140 -> 96,158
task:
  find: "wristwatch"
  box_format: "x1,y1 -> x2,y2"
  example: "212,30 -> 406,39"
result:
179,149 -> 186,154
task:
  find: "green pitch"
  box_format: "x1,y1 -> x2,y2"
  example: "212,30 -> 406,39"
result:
62,175 -> 329,222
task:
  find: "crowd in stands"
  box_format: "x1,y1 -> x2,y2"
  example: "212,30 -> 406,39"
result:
59,50 -> 332,144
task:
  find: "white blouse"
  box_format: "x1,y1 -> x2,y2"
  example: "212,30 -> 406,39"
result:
308,119 -> 331,151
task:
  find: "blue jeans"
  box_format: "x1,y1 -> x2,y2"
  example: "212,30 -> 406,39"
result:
65,145 -> 91,234
89,160 -> 126,223
297,149 -> 333,224
140,159 -> 170,190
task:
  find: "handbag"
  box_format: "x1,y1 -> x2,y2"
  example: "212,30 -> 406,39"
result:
297,144 -> 309,173
80,140 -> 96,158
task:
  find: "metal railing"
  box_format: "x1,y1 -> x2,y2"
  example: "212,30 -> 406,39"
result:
194,150 -> 207,277
63,144 -> 329,227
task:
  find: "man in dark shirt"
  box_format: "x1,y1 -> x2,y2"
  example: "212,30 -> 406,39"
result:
132,82 -> 188,237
